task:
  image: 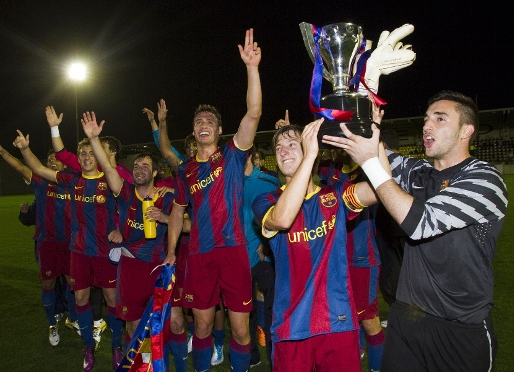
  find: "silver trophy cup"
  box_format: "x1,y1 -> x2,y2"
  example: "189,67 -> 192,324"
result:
300,22 -> 374,145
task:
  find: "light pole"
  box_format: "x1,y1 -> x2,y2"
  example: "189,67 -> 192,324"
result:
68,62 -> 87,147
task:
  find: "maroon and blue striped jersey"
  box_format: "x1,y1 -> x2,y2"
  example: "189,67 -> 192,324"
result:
252,182 -> 360,342
174,139 -> 247,255
116,182 -> 173,262
56,171 -> 116,257
30,173 -> 72,242
318,161 -> 380,267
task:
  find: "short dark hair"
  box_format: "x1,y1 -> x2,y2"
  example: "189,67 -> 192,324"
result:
133,152 -> 159,172
256,150 -> 265,161
47,149 -> 56,157
427,90 -> 479,142
193,104 -> 222,128
184,134 -> 196,150
100,136 -> 122,162
272,124 -> 304,151
380,129 -> 400,151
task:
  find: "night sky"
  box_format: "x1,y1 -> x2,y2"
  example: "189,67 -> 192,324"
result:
1,0 -> 512,158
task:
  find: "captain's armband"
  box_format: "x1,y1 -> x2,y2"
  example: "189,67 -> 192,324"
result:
342,183 -> 366,212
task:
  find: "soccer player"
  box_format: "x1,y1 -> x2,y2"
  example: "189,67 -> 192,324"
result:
81,111 -> 188,371
13,130 -> 123,371
161,28 -> 262,372
252,120 -> 389,371
324,90 -> 508,372
0,146 -> 76,347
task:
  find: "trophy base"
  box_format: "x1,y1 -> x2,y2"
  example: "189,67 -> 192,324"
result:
317,93 -> 374,149
317,120 -> 373,149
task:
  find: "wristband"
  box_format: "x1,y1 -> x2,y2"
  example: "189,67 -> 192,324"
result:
50,126 -> 60,138
361,157 -> 391,189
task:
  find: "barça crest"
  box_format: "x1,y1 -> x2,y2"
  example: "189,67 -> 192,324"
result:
320,192 -> 337,207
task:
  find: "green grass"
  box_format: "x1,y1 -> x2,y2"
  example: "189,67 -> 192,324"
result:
1,177 -> 513,371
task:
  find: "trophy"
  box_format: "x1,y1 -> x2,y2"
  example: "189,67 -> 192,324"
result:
300,22 -> 415,146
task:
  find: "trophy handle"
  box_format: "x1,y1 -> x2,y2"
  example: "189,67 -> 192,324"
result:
299,22 -> 332,83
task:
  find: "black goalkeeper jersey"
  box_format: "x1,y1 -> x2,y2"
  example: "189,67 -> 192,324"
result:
388,152 -> 508,324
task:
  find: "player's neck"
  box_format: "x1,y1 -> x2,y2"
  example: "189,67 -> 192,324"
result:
136,183 -> 155,198
196,143 -> 218,161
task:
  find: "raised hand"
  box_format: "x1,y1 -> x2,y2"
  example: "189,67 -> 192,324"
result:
238,28 -> 261,67
45,106 -> 63,128
13,130 -> 29,149
275,109 -> 290,129
157,99 -> 167,123
81,111 -> 104,139
142,108 -> 155,122
370,93 -> 385,124
301,118 -> 324,159
362,24 -> 416,94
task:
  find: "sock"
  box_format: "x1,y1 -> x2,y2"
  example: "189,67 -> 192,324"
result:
76,303 -> 95,347
168,331 -> 188,372
229,337 -> 251,372
107,306 -> 123,349
192,333 -> 212,372
212,328 -> 225,348
256,299 -> 265,328
367,329 -> 385,371
66,285 -> 77,322
42,288 -> 57,326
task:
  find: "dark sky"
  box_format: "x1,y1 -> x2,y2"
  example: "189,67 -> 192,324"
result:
1,0 -> 512,158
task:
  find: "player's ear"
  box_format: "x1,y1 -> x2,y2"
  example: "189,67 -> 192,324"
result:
218,126 -> 223,135
461,124 -> 474,140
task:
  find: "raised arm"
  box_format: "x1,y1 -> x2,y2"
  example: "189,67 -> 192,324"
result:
0,145 -> 32,181
234,28 -> 262,150
163,203 -> 186,266
81,112 -> 123,194
157,99 -> 182,172
45,106 -> 81,172
13,130 -> 57,182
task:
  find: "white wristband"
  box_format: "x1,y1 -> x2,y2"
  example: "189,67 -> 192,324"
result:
361,157 -> 391,189
50,126 -> 60,138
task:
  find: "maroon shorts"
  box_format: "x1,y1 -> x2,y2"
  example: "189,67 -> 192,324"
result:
272,331 -> 361,372
182,245 -> 252,312
175,240 -> 189,289
349,266 -> 380,321
116,255 -> 162,321
37,241 -> 70,280
70,251 -> 117,291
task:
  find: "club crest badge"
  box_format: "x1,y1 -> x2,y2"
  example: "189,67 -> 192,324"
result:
98,182 -> 108,190
320,192 -> 337,207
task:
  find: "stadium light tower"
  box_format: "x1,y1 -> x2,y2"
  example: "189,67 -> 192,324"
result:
68,62 -> 87,147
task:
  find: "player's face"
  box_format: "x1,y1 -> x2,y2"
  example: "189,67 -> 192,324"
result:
423,100 -> 468,161
274,130 -> 303,178
186,141 -> 197,158
253,153 -> 264,168
47,153 -> 65,171
193,112 -> 221,146
78,145 -> 98,173
133,157 -> 156,186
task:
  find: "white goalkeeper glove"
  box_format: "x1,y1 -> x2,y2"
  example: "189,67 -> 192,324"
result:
359,23 -> 416,96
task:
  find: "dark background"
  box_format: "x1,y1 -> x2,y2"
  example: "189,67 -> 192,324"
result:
1,0 -> 512,158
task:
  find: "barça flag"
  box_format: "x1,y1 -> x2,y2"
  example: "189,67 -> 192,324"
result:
117,264 -> 175,372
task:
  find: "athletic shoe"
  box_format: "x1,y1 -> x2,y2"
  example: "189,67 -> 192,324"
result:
83,346 -> 95,371
93,318 -> 107,344
256,325 -> 266,347
112,347 -> 123,371
210,344 -> 224,366
250,360 -> 262,369
187,332 -> 193,354
380,320 -> 388,328
55,313 -> 64,322
65,318 -> 81,336
49,325 -> 60,346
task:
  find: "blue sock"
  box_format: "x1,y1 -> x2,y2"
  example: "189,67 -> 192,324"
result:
107,306 -> 123,348
256,300 -> 265,328
192,334 -> 212,372
76,303 -> 95,347
187,322 -> 195,335
367,330 -> 385,371
66,285 -> 77,322
229,337 -> 251,372
212,328 -> 225,347
42,289 -> 56,326
168,332 -> 188,372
